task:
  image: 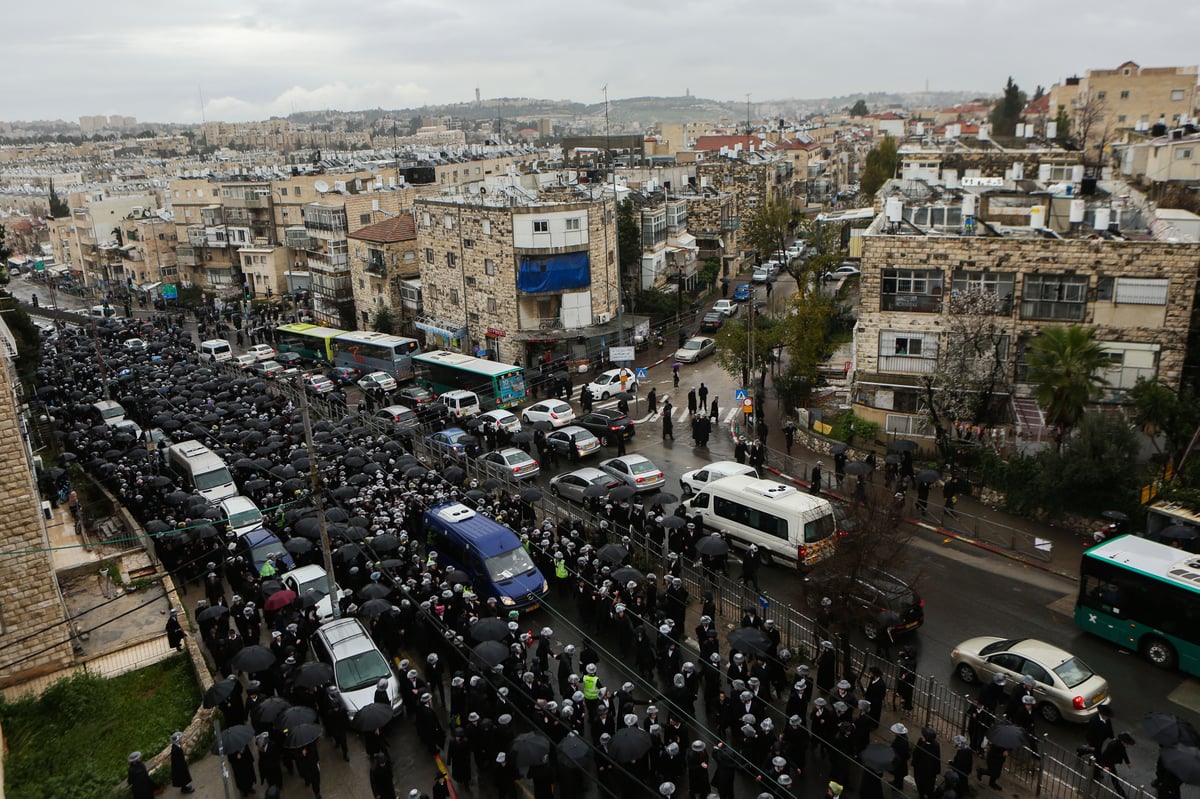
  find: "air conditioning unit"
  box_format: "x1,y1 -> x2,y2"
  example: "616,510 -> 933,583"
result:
595,312 -> 612,325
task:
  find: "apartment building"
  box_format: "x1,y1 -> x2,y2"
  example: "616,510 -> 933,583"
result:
851,174 -> 1197,441
346,213 -> 420,331
1119,130 -> 1200,191
1050,62 -> 1198,150
414,186 -> 624,365
116,210 -> 178,291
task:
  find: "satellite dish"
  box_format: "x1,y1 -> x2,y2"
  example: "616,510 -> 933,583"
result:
314,180 -> 330,193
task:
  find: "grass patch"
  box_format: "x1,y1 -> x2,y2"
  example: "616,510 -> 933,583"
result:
1,655 -> 200,799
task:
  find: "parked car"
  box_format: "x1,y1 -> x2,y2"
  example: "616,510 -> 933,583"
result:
752,266 -> 772,283
699,312 -> 724,333
522,399 -> 575,428
950,637 -> 1110,723
234,354 -> 258,370
280,564 -> 349,623
826,264 -> 861,280
304,374 -> 335,395
479,409 -> 522,434
673,336 -> 716,363
545,426 -> 602,459
218,496 -> 265,537
375,404 -> 419,429
327,366 -> 364,386
248,344 -> 277,361
274,351 -> 306,370
248,360 -> 285,379
397,384 -> 437,407
358,371 -> 398,393
804,569 -> 924,641
732,283 -> 752,301
549,467 -> 621,503
576,409 -> 636,441
233,527 -> 293,573
599,454 -> 665,492
713,299 -> 738,317
426,427 -> 472,456
479,447 -> 540,480
585,368 -> 638,400
123,337 -> 147,351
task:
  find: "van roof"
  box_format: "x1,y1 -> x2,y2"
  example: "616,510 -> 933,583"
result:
201,339 -> 231,347
441,389 -> 478,399
705,474 -> 834,510
425,502 -> 522,558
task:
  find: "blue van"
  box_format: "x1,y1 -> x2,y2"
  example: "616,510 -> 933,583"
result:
423,502 -> 548,611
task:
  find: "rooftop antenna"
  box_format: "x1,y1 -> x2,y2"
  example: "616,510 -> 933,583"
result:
746,93 -> 752,135
198,85 -> 207,147
603,84 -> 625,348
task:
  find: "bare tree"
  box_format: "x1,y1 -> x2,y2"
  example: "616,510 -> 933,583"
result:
1073,91 -> 1109,165
922,288 -> 1011,460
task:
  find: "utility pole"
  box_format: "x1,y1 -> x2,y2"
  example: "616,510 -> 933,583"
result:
745,94 -> 752,135
296,379 -> 339,618
604,84 -> 625,346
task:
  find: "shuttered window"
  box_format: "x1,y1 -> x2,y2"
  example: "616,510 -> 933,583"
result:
1114,278 -> 1168,305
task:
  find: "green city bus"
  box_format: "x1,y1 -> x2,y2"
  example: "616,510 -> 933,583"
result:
411,350 -> 527,410
1077,534 -> 1200,675
276,323 -> 348,363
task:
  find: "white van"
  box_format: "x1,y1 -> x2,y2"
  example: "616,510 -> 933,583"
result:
200,339 -> 233,363
679,460 -> 759,496
92,399 -> 128,427
89,305 -> 117,319
682,474 -> 838,568
165,439 -> 238,504
440,389 -> 481,419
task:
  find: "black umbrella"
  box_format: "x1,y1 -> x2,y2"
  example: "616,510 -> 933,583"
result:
370,534 -> 401,554
350,702 -> 394,733
659,515 -> 686,529
844,461 -> 873,476
446,568 -> 471,585
165,491 -> 192,506
694,535 -> 729,556
331,486 -> 358,501
985,724 -> 1027,751
282,722 -> 323,749
359,598 -> 394,620
284,538 -> 314,557
281,478 -> 306,494
203,678 -> 239,708
325,507 -> 349,524
405,465 -> 428,480
916,469 -> 941,484
1101,510 -> 1130,523
830,443 -> 849,455
1143,713 -> 1200,746
1160,746 -> 1200,785
148,475 -> 173,489
251,696 -> 292,730
727,627 -> 772,657
612,566 -> 645,584
232,644 -> 276,673
211,724 -> 256,755
1157,524 -> 1200,542
610,485 -> 636,501
444,465 -> 466,484
890,439 -> 919,453
884,454 -> 902,465
294,516 -> 321,539
520,487 -> 543,503
358,583 -> 391,601
471,640 -> 510,668
608,727 -> 652,761
597,543 -> 629,565
646,491 -> 679,506
583,483 -> 611,499
511,732 -> 552,768
534,420 -> 553,432
144,519 -> 172,534
276,705 -> 319,732
292,662 -> 334,690
482,478 -> 503,490
470,617 -> 511,643
197,604 -> 229,623
512,431 -> 534,444
859,741 -> 896,772
557,731 -> 592,767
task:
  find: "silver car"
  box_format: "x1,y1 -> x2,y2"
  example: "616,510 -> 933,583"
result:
599,454 -> 665,492
479,447 -> 540,480
549,467 -> 620,503
672,336 -> 716,363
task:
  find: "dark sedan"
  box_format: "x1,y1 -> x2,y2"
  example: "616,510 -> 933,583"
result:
327,366 -> 363,386
576,409 -> 636,441
699,312 -> 724,333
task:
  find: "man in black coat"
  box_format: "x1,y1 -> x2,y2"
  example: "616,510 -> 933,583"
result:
127,751 -> 155,799
369,752 -> 396,799
166,608 -> 187,651
416,693 -> 445,754
912,727 -> 941,799
170,732 -> 195,794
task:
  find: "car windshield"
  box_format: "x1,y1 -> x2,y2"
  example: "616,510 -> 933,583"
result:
548,403 -> 569,413
248,538 -> 279,567
683,340 -> 702,350
504,452 -> 530,465
629,460 -> 658,475
595,374 -> 614,385
589,474 -> 614,487
492,412 -> 517,425
195,467 -> 233,491
485,547 -> 537,581
336,650 -> 391,691
296,574 -> 333,601
1052,656 -> 1094,688
100,406 -> 124,420
229,508 -> 263,529
979,639 -> 1022,656
406,387 -> 432,400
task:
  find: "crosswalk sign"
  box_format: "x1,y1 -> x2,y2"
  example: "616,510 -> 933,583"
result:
734,388 -> 748,401
635,367 -> 647,379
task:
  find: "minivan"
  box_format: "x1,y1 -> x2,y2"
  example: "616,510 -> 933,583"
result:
165,440 -> 238,504
310,618 -> 402,719
423,502 -> 548,611
440,389 -> 481,419
89,304 -> 117,320
679,461 -> 759,496
682,475 -> 839,569
200,339 -> 233,362
92,399 -> 128,427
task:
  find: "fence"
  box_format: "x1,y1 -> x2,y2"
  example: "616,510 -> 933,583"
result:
246,369 -> 1148,797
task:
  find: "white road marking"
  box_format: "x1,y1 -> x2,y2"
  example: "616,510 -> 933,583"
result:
724,409 -> 738,423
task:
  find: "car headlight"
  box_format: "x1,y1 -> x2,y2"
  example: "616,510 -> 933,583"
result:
500,596 -> 515,606
542,579 -> 549,593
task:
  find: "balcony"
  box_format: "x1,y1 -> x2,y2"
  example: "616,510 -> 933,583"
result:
175,246 -> 197,267
187,228 -> 207,248
882,294 -> 942,313
284,227 -> 312,249
878,356 -> 938,375
306,250 -> 349,271
224,191 -> 271,209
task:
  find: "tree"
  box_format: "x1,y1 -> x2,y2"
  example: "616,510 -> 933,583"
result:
47,179 -> 69,218
740,200 -> 793,265
372,306 -> 395,334
1127,378 -> 1200,466
859,135 -> 898,198
616,199 -> 641,295
0,222 -> 12,263
1053,105 -> 1072,139
713,311 -> 781,387
923,288 -> 1012,459
989,76 -> 1027,137
792,217 -> 842,291
1032,85 -> 1046,102
1025,325 -> 1110,435
776,291 -> 832,386
849,99 -> 870,117
1072,92 -> 1108,161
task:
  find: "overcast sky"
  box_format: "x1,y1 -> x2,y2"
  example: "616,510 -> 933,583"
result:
8,0 -> 1198,124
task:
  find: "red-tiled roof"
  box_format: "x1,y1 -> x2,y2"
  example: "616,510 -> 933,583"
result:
348,213 -> 416,243
780,137 -> 820,151
692,135 -> 766,152
1023,95 -> 1051,115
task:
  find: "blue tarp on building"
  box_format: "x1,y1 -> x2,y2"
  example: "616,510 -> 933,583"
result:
517,251 -> 590,293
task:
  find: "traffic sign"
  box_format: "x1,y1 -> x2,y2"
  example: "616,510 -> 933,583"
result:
734,388 -> 748,401
34,260 -> 45,273
609,346 -> 635,362
161,283 -> 178,299
635,367 -> 647,379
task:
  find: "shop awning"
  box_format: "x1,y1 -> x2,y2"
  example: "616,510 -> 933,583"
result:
415,318 -> 467,339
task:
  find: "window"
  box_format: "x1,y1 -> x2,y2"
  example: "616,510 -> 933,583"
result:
565,217 -> 582,232
881,269 -> 944,312
1172,89 -> 1186,101
279,187 -> 288,196
533,220 -> 549,233
422,213 -> 431,227
952,270 -> 1016,315
425,248 -> 434,264
360,214 -> 371,225
1114,277 -> 1168,305
463,238 -> 474,249
893,337 -> 922,356
444,215 -> 454,230
485,258 -> 496,276
487,297 -> 497,312
1120,90 -> 1130,100
1097,91 -> 1107,100
465,276 -> 476,287
1020,274 -> 1088,321
445,252 -> 457,268
1177,148 -> 1194,160
468,312 -> 480,323
1118,115 -> 1127,123
482,220 -> 492,236
450,289 -> 460,305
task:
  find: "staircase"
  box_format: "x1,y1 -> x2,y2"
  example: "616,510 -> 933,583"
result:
1011,396 -> 1051,443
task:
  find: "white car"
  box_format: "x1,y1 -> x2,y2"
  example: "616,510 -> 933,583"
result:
479,447 -> 540,480
673,337 -> 717,363
247,344 -> 277,361
480,409 -> 522,433
375,404 -> 419,429
680,461 -> 760,495
713,299 -> 738,317
281,564 -> 349,623
522,399 -> 576,428
234,354 -> 258,370
585,368 -> 638,400
218,496 -> 265,537
304,374 -> 335,395
358,371 -> 398,393
123,338 -> 147,351
600,454 -> 665,492
826,264 -> 861,280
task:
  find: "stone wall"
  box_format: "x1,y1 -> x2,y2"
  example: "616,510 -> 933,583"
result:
0,361 -> 74,688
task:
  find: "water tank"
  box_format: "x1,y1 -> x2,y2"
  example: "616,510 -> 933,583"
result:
1094,208 -> 1111,230
978,124 -> 990,141
962,193 -> 977,218
914,122 -> 925,136
1012,162 -> 1025,181
1046,121 -> 1058,139
1038,164 -> 1052,183
1025,124 -> 1036,139
885,197 -> 904,223
1071,164 -> 1085,184
1029,206 -> 1046,229
942,169 -> 959,189
1016,123 -> 1026,137
1069,199 -> 1087,224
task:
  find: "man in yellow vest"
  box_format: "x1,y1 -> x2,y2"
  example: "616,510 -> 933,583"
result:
582,662 -> 602,721
553,551 -> 569,597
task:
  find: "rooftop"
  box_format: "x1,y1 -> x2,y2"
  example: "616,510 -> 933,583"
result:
347,213 -> 416,243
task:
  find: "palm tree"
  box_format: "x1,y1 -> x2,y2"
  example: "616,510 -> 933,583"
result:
1025,325 -> 1109,433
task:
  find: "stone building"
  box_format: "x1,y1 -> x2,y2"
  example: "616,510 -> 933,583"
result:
414,186 -> 624,365
347,213 -> 420,332
0,318 -> 74,687
852,178 -> 1199,441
